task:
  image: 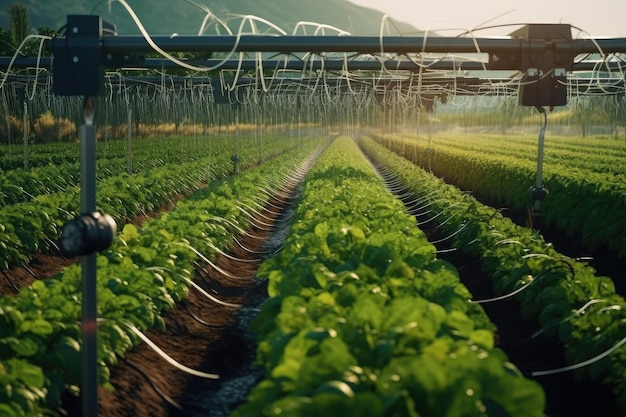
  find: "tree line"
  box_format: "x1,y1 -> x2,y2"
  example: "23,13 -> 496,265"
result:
0,3 -> 56,57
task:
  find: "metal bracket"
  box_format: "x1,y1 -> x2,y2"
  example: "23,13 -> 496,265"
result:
529,185 -> 549,217
513,24 -> 573,107
52,15 -> 117,96
231,154 -> 240,174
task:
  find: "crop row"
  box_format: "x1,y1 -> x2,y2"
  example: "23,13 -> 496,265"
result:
0,136 -> 296,271
359,136 -> 626,413
1,143 -> 79,171
0,135 -> 278,206
0,137 -> 326,417
1,155 -> 193,207
0,134 -> 234,172
232,136 -> 545,417
370,133 -> 626,257
390,132 -> 626,176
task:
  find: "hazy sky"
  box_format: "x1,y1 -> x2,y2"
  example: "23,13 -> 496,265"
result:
348,0 -> 626,37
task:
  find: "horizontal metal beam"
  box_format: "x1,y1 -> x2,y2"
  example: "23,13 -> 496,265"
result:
95,35 -> 513,55
3,71 -> 620,96
91,35 -> 626,56
2,56 -> 624,73
1,56 -> 488,71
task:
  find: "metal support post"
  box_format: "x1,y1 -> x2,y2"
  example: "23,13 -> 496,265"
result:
529,107 -> 549,222
52,18 -> 118,417
127,106 -> 132,174
80,96 -> 98,417
22,100 -> 28,170
59,99 -> 117,416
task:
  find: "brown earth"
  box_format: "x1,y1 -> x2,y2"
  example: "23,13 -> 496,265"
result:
396,189 -> 622,417
0,253 -> 78,295
6,156 -> 623,417
1,179 -> 294,417
56,187 -> 296,417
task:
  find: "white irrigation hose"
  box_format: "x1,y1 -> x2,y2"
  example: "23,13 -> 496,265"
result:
203,239 -> 261,263
292,21 -> 350,36
110,0 -> 256,72
470,279 -> 535,304
530,298 -> 609,341
174,241 -> 253,280
181,276 -> 241,308
206,216 -> 262,240
127,324 -> 220,379
145,266 -> 242,307
237,201 -> 276,223
184,0 -> 232,35
0,34 -> 51,92
532,335 -> 626,377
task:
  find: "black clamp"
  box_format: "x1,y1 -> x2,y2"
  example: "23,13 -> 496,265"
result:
488,24 -> 573,107
231,154 -> 240,174
52,15 -> 109,96
51,15 -> 144,96
60,212 -> 117,257
528,185 -> 549,217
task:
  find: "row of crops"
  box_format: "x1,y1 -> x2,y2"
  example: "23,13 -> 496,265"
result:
1,135 -> 233,172
370,131 -> 626,257
358,136 -> 626,413
0,134 -> 302,271
226,134 -> 626,416
1,130 -> 625,416
0,134 -> 327,416
231,136 -> 546,416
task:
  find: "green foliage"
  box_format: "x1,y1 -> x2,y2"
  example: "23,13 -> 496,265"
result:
361,135 -> 626,414
371,132 -> 626,255
236,136 -> 545,417
0,27 -> 13,55
0,135 -> 293,270
9,3 -> 29,47
0,135 -> 326,415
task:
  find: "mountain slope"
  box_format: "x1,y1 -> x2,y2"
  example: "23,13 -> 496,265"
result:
0,0 -> 420,36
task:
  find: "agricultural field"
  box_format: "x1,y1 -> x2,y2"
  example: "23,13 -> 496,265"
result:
1,4 -> 626,417
367,131 -> 626,278
1,126 -> 625,417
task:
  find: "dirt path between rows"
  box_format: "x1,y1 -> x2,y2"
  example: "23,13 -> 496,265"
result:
369,157 -> 621,417
1,170 -> 291,416
56,183 -> 301,417
0,193 -> 186,296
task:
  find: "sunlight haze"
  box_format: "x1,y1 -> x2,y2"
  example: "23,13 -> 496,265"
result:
348,0 -> 626,37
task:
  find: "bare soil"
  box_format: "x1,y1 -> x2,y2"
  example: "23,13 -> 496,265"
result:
5,159 -> 624,417
57,188 -> 297,417
0,253 -> 78,296
401,190 -> 623,417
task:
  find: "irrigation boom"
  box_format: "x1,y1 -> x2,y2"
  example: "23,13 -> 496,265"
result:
4,14 -> 626,417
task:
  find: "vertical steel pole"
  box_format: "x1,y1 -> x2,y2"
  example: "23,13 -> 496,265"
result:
80,96 -> 98,417
531,107 -> 548,218
22,100 -> 28,170
534,114 -> 546,190
104,96 -> 109,157
127,106 -> 132,174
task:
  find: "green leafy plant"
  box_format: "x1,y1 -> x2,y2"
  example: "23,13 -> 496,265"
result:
360,134 -> 626,413
0,135 -> 325,415
234,136 -> 545,417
